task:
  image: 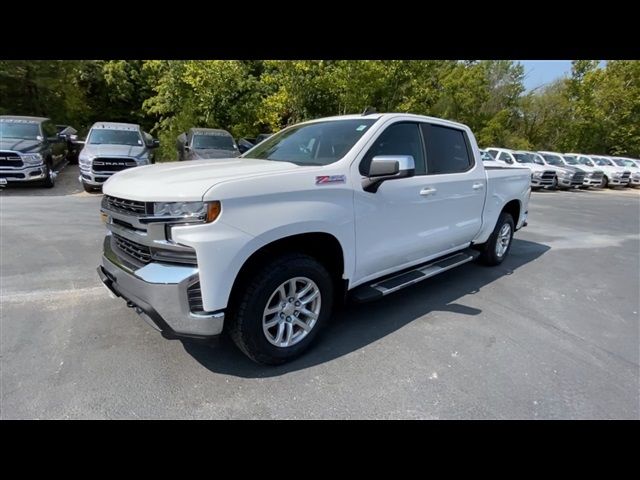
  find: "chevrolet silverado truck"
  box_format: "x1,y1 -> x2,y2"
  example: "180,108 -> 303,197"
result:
78,122 -> 159,193
97,113 -> 531,364
176,128 -> 240,161
0,115 -> 68,188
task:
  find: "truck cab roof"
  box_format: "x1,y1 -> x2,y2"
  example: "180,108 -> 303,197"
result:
90,122 -> 141,131
0,115 -> 49,123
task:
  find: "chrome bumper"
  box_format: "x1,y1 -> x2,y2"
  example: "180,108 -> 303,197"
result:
0,164 -> 48,182
98,235 -> 224,338
79,169 -> 111,186
609,178 -> 630,185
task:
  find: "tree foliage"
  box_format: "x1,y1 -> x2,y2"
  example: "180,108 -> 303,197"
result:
1,60 -> 637,159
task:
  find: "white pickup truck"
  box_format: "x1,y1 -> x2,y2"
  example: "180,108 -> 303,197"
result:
97,113 -> 531,364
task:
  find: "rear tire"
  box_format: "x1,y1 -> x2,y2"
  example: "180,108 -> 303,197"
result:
228,253 -> 334,365
477,212 -> 515,266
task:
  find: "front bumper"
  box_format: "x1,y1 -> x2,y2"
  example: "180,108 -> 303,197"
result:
0,164 -> 47,183
608,177 -> 630,186
630,176 -> 640,186
583,178 -> 602,186
98,235 -> 224,339
531,178 -> 555,187
79,168 -> 111,186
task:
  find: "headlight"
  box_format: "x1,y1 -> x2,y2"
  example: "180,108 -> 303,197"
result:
21,153 -> 43,165
78,154 -> 92,167
153,201 -> 221,223
137,158 -> 151,166
532,171 -> 542,177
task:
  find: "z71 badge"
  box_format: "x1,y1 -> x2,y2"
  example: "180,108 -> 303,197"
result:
315,175 -> 346,185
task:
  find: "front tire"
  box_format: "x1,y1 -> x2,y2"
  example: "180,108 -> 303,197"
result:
477,212 -> 515,266
82,182 -> 100,193
601,176 -> 609,188
228,253 -> 334,365
41,163 -> 55,188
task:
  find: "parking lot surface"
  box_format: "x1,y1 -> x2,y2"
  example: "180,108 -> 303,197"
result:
1,165 -> 638,419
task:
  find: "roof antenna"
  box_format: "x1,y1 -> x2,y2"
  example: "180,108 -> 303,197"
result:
361,106 -> 377,116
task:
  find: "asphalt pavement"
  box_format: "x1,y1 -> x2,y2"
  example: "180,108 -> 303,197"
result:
1,165 -> 638,419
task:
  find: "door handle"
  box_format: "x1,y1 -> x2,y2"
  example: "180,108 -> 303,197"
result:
419,187 -> 437,196
472,182 -> 484,190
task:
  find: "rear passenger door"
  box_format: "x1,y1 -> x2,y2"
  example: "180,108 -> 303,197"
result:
417,123 -> 486,250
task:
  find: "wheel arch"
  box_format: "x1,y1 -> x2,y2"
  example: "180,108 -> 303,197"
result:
227,232 -> 348,314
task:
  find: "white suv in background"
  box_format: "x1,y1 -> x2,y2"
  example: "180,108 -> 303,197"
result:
487,148 -> 555,189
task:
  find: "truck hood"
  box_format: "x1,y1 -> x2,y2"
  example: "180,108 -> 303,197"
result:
0,138 -> 42,153
541,164 -> 577,174
598,165 -> 630,175
190,148 -> 239,159
519,162 -> 553,172
103,158 -> 300,201
82,143 -> 147,158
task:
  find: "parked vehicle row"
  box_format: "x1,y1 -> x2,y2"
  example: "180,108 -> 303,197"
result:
97,112 -> 532,364
483,147 -> 638,190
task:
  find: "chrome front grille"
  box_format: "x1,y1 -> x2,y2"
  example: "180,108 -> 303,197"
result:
113,233 -> 152,264
0,151 -> 23,168
92,157 -> 137,173
541,171 -> 556,181
591,171 -> 604,182
621,171 -> 631,180
103,195 -> 148,216
572,171 -> 586,183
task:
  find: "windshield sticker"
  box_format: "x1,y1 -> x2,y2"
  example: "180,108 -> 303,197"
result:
356,125 -> 368,131
316,175 -> 346,185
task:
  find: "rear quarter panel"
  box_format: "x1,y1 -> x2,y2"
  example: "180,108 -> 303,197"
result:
474,166 -> 531,244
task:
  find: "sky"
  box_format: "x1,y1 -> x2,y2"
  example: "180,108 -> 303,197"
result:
519,60 -> 573,91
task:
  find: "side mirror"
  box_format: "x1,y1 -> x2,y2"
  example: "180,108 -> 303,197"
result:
362,155 -> 415,193
36,135 -> 44,142
184,145 -> 191,152
149,139 -> 160,148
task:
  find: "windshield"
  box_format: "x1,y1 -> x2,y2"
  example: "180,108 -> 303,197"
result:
480,150 -> 494,161
243,119 -> 377,166
619,159 -> 638,168
88,129 -> 142,146
593,157 -> 613,166
531,154 -> 545,165
513,153 -> 534,164
577,157 -> 595,167
0,121 -> 40,140
542,154 -> 564,166
563,155 -> 578,165
192,133 -> 235,150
